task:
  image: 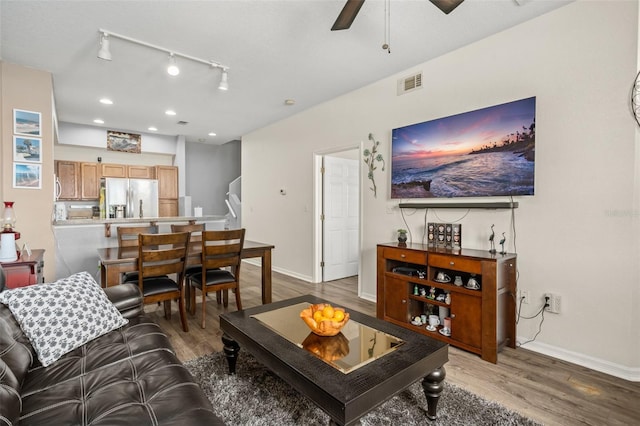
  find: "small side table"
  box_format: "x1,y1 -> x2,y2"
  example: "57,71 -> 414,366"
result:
0,249 -> 45,289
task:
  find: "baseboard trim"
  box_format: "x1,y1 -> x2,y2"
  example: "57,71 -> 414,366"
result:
273,266 -> 312,283
242,259 -> 313,283
517,337 -> 640,382
358,291 -> 376,303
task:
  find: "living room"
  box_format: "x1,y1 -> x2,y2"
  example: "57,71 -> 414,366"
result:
1,0 -> 639,425
243,0 -> 640,383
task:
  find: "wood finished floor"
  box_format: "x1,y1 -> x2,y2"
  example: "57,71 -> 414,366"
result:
145,263 -> 640,426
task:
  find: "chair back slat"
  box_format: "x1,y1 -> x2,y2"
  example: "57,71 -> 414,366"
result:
118,225 -> 159,247
171,223 -> 205,243
201,229 -> 245,271
138,232 -> 190,286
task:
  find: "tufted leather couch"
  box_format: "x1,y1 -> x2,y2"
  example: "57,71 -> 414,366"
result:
0,270 -> 224,426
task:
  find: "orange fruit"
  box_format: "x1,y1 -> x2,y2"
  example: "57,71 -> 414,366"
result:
333,310 -> 345,322
313,310 -> 324,323
322,305 -> 335,319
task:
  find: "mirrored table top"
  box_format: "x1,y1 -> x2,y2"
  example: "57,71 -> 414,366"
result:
252,302 -> 404,374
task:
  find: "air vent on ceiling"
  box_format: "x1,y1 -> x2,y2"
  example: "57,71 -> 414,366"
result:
177,121 -> 189,125
397,72 -> 422,96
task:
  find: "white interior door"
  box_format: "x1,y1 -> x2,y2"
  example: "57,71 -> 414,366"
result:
323,155 -> 359,281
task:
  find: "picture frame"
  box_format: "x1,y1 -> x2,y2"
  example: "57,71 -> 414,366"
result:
13,109 -> 42,137
13,136 -> 42,163
13,162 -> 42,189
107,130 -> 141,153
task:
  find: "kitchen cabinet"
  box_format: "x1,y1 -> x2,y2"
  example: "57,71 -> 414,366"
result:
377,243 -> 517,363
55,161 -> 79,200
102,164 -> 154,179
158,199 -> 179,217
80,162 -> 100,200
55,161 -> 99,200
156,166 -> 178,217
156,166 -> 178,199
127,165 -> 154,179
56,160 -> 177,211
101,163 -> 127,178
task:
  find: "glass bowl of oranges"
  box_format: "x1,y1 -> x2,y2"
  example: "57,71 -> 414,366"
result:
300,303 -> 350,336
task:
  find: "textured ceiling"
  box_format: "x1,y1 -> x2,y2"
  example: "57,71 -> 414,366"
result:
0,0 -> 572,144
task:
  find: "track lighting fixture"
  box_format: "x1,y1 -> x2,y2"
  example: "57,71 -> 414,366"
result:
218,69 -> 229,91
167,54 -> 180,76
97,29 -> 229,90
97,33 -> 112,61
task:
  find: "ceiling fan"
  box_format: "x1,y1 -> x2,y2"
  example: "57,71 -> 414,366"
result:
331,0 -> 465,31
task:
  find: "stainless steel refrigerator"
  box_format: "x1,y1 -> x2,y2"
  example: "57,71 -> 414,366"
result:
105,178 -> 159,218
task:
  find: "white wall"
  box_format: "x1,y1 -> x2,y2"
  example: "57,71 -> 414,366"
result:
185,140 -> 241,216
243,0 -> 639,379
56,121 -> 176,164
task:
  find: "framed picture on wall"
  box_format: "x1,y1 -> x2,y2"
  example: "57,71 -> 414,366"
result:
13,136 -> 42,163
13,109 -> 42,137
13,162 -> 42,189
107,130 -> 141,153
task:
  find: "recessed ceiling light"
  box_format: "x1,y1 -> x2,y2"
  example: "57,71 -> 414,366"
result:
148,127 -> 158,131
99,98 -> 113,105
93,119 -> 104,124
284,99 -> 296,106
208,132 -> 216,137
165,110 -> 176,116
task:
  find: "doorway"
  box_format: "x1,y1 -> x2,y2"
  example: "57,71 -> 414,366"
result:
313,146 -> 361,286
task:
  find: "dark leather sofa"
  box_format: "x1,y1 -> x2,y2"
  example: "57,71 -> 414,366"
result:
0,269 -> 224,426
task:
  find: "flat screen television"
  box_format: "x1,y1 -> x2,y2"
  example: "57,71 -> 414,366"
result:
391,97 -> 536,199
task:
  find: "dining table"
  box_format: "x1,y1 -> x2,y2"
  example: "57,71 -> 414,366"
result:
97,240 -> 275,304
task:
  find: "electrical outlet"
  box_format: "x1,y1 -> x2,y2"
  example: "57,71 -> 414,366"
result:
519,290 -> 530,304
544,293 -> 561,314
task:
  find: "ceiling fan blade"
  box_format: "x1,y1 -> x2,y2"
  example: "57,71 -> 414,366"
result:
429,0 -> 465,15
331,0 -> 365,31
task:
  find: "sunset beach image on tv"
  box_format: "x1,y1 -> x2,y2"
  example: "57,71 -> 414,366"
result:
391,97 -> 536,199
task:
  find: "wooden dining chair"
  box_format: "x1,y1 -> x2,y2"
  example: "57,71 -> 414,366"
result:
171,223 -> 209,308
117,224 -> 159,283
134,232 -> 191,332
188,228 -> 245,329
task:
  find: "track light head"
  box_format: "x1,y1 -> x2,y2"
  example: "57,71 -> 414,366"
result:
97,32 -> 112,61
167,54 -> 180,76
218,69 -> 229,91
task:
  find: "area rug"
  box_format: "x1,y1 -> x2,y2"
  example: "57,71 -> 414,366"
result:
184,351 -> 540,426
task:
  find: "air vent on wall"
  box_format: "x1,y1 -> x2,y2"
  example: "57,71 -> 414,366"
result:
177,120 -> 189,125
397,72 -> 422,96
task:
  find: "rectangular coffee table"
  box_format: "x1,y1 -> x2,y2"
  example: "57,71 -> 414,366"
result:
219,295 -> 448,425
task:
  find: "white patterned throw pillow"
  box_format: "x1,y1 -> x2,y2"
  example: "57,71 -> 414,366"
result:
0,271 -> 128,367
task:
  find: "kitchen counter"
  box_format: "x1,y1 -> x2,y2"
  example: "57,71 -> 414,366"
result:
53,215 -> 226,226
